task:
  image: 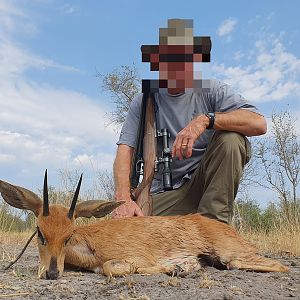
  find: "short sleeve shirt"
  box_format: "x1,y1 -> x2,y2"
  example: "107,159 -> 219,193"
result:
117,79 -> 262,194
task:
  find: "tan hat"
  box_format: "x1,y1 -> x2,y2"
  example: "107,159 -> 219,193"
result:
141,19 -> 211,63
159,19 -> 194,45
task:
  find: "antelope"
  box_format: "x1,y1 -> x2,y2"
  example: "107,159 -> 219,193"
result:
0,172 -> 288,280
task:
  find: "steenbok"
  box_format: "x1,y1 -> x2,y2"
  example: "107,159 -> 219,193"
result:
0,171 -> 288,280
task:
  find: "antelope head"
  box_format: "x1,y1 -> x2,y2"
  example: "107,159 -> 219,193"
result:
0,171 -> 123,280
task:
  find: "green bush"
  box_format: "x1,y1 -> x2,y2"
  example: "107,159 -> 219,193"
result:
233,198 -> 300,233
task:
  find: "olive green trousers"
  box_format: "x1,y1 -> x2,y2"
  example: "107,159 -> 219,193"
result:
152,131 -> 251,223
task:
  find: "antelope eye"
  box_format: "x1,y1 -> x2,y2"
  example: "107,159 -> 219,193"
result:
64,236 -> 72,246
37,227 -> 46,245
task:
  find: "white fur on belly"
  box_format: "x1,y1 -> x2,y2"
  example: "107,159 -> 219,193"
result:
70,243 -> 94,257
66,243 -> 102,273
93,266 -> 102,273
159,254 -> 201,272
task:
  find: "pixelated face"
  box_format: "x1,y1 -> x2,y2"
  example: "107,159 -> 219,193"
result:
141,31 -> 211,94
151,45 -> 204,94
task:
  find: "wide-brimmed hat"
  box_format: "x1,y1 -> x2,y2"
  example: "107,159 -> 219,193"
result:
141,19 -> 211,64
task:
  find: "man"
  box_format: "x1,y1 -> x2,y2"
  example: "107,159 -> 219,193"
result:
113,19 -> 266,223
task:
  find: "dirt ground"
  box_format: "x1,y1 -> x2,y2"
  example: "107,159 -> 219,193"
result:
0,242 -> 299,300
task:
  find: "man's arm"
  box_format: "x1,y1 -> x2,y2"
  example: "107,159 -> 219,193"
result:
112,144 -> 143,218
214,109 -> 267,136
172,109 -> 267,160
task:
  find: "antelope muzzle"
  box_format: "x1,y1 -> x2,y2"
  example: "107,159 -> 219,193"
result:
45,256 -> 59,280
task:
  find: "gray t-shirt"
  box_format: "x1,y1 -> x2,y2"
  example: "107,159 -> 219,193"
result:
117,79 -> 261,194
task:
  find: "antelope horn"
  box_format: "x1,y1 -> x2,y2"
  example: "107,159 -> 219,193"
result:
43,169 -> 49,216
68,174 -> 83,219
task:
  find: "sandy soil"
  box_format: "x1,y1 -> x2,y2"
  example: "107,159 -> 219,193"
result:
0,243 -> 299,300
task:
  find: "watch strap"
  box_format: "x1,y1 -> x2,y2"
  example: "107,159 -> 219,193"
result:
205,112 -> 215,129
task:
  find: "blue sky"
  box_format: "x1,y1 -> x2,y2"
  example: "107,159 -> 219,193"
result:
0,0 -> 299,204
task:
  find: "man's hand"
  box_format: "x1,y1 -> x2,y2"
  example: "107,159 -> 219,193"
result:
172,115 -> 209,160
112,196 -> 144,218
113,144 -> 143,218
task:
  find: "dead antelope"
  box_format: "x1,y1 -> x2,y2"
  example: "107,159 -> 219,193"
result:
0,172 -> 288,280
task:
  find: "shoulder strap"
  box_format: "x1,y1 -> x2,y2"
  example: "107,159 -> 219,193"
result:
130,93 -> 150,189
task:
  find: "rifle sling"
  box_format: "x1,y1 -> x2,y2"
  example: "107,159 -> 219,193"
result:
130,93 -> 151,189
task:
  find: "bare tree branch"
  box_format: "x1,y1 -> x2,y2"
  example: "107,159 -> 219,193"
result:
254,110 -> 300,223
97,64 -> 141,128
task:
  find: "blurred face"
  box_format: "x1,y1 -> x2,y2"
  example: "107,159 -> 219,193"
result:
141,26 -> 211,94
147,45 -> 203,94
158,61 -> 194,94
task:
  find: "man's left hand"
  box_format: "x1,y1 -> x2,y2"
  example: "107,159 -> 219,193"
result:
172,115 -> 209,160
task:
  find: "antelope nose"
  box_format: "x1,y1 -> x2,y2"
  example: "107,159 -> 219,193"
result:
46,270 -> 59,280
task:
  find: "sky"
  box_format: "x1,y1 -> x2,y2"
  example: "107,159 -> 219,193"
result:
0,0 -> 299,205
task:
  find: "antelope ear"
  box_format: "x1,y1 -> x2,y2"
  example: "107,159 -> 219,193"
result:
0,180 -> 42,216
75,200 -> 125,218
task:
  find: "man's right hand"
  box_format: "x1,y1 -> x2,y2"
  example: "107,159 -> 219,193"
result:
112,145 -> 143,218
112,197 -> 144,218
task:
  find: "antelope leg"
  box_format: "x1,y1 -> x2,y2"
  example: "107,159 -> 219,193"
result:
136,264 -> 174,275
102,259 -> 138,277
228,256 -> 289,273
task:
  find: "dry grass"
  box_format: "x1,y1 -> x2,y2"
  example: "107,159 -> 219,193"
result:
0,231 -> 36,266
240,224 -> 300,257
198,273 -> 214,289
118,294 -> 150,300
0,231 -> 36,246
160,277 -> 180,287
0,292 -> 31,298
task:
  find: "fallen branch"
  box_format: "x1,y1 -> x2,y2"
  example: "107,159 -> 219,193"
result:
2,230 -> 37,270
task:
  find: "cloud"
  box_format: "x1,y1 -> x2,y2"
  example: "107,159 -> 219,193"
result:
0,153 -> 16,164
0,1 -> 37,40
233,51 -> 244,61
0,1 -> 117,189
0,41 -> 81,82
217,18 -> 237,37
212,36 -> 300,102
73,153 -> 115,171
60,4 -> 80,15
0,79 -> 117,170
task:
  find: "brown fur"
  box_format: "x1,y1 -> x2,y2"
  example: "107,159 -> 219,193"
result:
67,213 -> 288,277
0,180 -> 289,279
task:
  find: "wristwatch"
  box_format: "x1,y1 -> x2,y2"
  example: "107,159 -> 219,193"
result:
205,112 -> 215,129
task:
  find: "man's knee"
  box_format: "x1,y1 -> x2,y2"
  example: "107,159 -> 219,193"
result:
212,131 -> 248,160
198,207 -> 231,224
215,131 -> 244,149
